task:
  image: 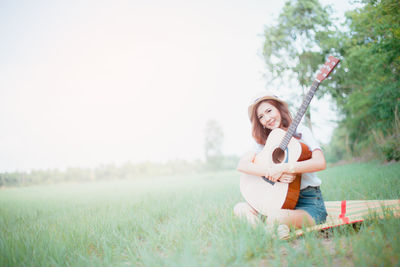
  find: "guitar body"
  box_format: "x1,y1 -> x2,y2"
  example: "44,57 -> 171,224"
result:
240,128 -> 305,215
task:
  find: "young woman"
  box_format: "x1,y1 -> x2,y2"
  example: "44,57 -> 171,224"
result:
234,92 -> 328,237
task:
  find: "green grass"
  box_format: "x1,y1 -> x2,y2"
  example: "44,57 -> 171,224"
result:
1,161 -> 400,266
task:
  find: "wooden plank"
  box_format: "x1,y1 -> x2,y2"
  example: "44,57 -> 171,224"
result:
293,199 -> 400,238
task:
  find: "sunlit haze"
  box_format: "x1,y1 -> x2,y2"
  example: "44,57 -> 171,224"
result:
0,0 -> 353,172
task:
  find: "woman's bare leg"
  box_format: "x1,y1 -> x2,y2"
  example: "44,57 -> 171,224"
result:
233,202 -> 260,226
234,202 -> 315,229
266,209 -> 315,228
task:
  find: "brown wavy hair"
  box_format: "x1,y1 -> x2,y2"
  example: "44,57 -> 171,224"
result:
251,99 -> 292,145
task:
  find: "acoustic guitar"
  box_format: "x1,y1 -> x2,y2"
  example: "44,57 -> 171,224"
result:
240,56 -> 340,215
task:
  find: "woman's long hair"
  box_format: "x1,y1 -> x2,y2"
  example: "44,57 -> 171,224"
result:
251,99 -> 292,145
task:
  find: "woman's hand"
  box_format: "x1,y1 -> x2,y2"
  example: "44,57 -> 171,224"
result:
278,173 -> 297,183
266,164 -> 286,182
266,163 -> 296,183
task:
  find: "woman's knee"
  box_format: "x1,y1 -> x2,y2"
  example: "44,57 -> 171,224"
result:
233,202 -> 247,216
233,202 -> 260,225
233,202 -> 255,217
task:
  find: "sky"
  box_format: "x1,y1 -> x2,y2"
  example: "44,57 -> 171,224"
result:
0,0 -> 355,172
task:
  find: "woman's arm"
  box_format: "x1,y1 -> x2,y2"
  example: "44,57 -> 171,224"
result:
237,151 -> 303,183
267,149 -> 326,182
236,152 -> 269,177
287,149 -> 326,173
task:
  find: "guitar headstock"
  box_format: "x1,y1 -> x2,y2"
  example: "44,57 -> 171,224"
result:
316,56 -> 340,82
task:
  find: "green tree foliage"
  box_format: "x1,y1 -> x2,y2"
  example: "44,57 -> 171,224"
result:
262,0 -> 335,128
263,0 -> 399,162
325,0 -> 400,161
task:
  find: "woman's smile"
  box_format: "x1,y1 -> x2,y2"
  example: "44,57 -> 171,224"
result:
256,101 -> 282,130
267,119 -> 277,128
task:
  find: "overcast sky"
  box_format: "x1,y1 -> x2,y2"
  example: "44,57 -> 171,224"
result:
0,0 -> 355,172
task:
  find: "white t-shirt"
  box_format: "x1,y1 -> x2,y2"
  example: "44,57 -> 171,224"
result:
251,125 -> 322,190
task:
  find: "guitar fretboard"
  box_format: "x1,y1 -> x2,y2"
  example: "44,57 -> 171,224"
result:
279,80 -> 320,150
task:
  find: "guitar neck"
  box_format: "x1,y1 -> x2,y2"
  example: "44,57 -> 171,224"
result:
279,80 -> 320,150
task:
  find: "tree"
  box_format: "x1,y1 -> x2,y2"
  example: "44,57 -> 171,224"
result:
326,0 -> 400,160
204,119 -> 224,169
262,0 -> 335,129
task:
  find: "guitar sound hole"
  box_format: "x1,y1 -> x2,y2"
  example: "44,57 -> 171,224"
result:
272,148 -> 285,164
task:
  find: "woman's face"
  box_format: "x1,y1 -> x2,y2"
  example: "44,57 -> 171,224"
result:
256,101 -> 282,130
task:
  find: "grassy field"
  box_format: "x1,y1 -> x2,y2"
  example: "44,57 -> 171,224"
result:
1,161 -> 400,266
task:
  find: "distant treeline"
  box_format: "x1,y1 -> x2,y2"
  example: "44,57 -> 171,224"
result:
0,155 -> 239,187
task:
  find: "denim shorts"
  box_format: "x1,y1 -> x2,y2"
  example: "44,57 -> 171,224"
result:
295,186 -> 327,224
